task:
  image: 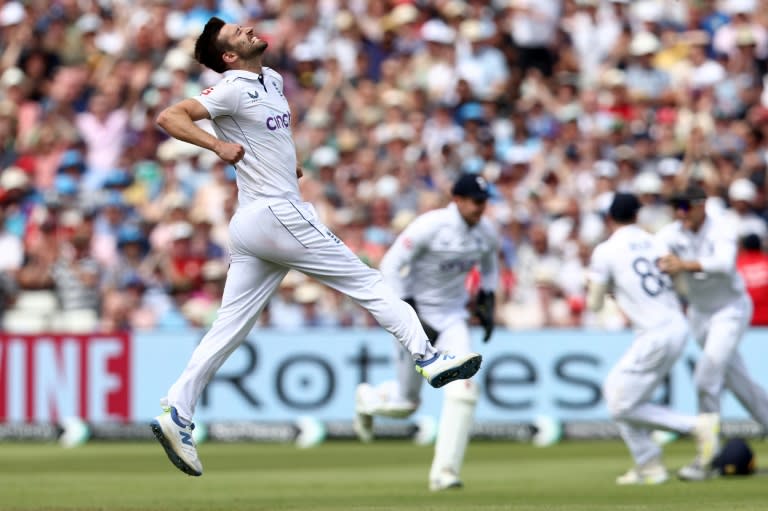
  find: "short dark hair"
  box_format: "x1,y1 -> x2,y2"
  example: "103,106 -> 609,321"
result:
194,17 -> 228,73
741,233 -> 762,251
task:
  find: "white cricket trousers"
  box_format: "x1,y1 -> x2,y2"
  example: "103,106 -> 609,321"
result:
166,198 -> 431,421
689,296 -> 768,428
603,319 -> 697,466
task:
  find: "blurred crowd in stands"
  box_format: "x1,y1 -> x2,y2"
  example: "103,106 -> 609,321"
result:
0,0 -> 767,333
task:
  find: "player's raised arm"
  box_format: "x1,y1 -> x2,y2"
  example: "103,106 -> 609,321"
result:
156,98 -> 244,165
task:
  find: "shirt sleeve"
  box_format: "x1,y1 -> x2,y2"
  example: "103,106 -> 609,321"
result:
587,244 -> 610,286
586,244 -> 610,312
193,80 -> 241,120
654,224 -> 677,255
698,228 -> 737,274
379,215 -> 433,298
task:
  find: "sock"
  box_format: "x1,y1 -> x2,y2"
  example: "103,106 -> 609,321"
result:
414,344 -> 438,361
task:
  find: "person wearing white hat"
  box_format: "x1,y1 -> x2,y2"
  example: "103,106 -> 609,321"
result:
456,19 -> 509,101
725,178 -> 767,241
625,31 -> 670,100
412,18 -> 459,103
149,17 -> 482,478
633,171 -> 673,234
712,2 -> 768,59
0,2 -> 25,28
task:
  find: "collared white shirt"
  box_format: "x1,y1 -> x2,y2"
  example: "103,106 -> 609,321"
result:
193,67 -> 299,207
656,216 -> 747,312
379,203 -> 499,331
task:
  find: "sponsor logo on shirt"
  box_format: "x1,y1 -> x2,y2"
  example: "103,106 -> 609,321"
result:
439,258 -> 477,273
266,111 -> 292,131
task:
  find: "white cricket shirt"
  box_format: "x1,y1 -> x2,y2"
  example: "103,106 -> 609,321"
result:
379,203 -> 499,330
656,216 -> 747,312
589,224 -> 685,331
193,67 -> 300,206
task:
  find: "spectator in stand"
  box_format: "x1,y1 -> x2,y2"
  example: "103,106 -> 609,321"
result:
51,224 -> 101,313
727,177 -> 767,241
0,1 -> 766,335
737,233 -> 768,326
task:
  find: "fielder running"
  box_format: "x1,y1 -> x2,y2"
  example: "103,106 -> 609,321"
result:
656,184 -> 768,480
587,193 -> 719,485
150,17 -> 482,477
354,173 -> 499,491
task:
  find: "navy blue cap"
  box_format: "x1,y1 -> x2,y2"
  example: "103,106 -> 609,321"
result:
608,192 -> 641,222
452,173 -> 490,200
712,437 -> 756,476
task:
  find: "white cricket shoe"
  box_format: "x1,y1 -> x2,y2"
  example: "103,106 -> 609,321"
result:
678,459 -> 719,481
150,407 -> 203,476
429,469 -> 464,491
353,383 -> 374,443
415,351 -> 482,389
616,458 -> 669,485
678,413 -> 721,482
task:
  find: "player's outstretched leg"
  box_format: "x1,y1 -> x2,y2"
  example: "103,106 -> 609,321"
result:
415,352 -> 482,389
150,407 -> 203,476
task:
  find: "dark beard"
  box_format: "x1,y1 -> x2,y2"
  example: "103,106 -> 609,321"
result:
250,40 -> 268,56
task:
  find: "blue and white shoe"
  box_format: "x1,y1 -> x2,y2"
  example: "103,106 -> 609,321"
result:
415,351 -> 482,389
150,407 -> 203,476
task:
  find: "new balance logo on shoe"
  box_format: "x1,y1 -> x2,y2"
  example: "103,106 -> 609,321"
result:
150,407 -> 203,477
180,431 -> 193,446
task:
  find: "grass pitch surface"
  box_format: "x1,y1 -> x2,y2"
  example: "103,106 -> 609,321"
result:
0,439 -> 765,510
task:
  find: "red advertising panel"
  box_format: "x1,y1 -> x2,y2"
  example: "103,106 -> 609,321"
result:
0,334 -> 131,423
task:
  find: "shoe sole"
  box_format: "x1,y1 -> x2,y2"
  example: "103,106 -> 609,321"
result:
429,354 -> 482,388
150,420 -> 202,476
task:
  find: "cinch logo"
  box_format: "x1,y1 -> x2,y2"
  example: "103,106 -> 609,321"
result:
266,112 -> 292,131
0,334 -> 131,423
439,259 -> 477,273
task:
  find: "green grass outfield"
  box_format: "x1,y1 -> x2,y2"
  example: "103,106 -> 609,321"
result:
0,439 -> 765,511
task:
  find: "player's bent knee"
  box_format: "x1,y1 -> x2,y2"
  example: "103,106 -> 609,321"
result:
444,379 -> 480,404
